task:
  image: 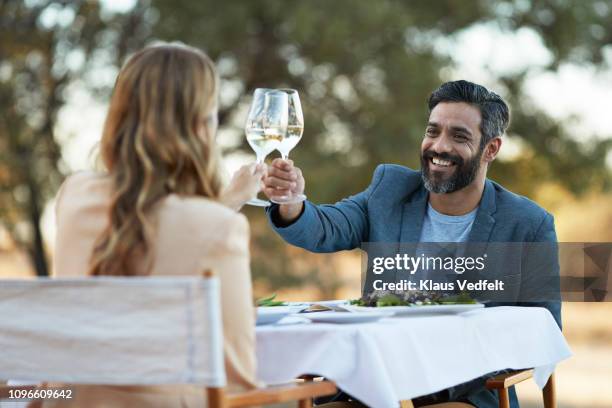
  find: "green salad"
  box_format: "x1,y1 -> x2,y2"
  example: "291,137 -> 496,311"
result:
256,294 -> 287,307
350,291 -> 477,307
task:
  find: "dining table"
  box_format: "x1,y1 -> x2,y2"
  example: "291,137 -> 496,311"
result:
256,305 -> 572,408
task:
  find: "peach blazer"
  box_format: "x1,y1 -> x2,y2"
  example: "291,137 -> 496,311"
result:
44,172 -> 256,407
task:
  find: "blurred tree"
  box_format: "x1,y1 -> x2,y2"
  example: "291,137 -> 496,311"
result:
0,0 -> 149,275
149,0 -> 611,294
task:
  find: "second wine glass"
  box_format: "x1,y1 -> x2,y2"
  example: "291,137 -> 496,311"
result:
271,89 -> 307,204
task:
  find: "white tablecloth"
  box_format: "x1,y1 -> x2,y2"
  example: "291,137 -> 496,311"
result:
256,306 -> 572,408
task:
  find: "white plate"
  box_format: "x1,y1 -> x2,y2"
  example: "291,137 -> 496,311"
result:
286,300 -> 349,307
256,306 -> 307,325
343,303 -> 484,316
302,311 -> 394,324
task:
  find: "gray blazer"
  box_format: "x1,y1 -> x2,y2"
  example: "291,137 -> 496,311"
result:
267,164 -> 562,408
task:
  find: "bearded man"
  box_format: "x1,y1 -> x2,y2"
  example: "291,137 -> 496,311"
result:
263,80 -> 561,408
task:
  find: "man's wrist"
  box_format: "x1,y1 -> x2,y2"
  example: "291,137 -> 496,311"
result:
275,202 -> 305,227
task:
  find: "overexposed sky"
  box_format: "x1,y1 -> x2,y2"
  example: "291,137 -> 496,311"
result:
441,22 -> 612,140
437,22 -> 612,162
101,0 -> 137,13
525,64 -> 612,138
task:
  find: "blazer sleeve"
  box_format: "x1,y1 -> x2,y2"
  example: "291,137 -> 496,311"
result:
208,213 -> 258,391
265,164 -> 387,252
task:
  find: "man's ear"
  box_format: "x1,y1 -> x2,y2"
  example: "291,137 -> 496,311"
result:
483,137 -> 502,163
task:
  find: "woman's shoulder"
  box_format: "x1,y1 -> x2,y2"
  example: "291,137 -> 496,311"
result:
57,171 -> 110,198
160,195 -> 249,233
62,170 -> 108,185
157,196 -> 250,255
162,194 -> 242,217
55,171 -> 111,215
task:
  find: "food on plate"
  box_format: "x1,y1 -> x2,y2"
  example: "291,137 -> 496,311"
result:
349,290 -> 477,307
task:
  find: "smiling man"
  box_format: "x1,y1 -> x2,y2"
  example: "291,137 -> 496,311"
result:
263,80 -> 561,408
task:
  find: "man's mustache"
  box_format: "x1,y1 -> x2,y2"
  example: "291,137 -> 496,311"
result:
422,150 -> 463,166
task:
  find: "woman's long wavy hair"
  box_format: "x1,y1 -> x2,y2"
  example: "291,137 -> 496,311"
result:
89,43 -> 222,276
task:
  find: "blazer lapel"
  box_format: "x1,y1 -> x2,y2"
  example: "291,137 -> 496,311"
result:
468,179 -> 497,243
463,180 -> 498,286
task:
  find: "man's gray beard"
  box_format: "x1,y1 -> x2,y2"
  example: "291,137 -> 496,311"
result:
421,172 -> 456,194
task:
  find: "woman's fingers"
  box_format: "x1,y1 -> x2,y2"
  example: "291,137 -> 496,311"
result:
253,163 -> 267,177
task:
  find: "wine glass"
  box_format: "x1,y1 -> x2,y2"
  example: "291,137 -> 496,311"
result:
271,89 -> 307,204
245,89 -> 288,207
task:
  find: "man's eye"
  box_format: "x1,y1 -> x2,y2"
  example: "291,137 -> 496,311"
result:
425,129 -> 437,137
454,134 -> 468,141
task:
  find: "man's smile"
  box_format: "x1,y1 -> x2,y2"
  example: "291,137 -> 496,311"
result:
429,156 -> 457,171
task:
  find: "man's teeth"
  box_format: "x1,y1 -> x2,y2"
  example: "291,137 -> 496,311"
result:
432,157 -> 452,167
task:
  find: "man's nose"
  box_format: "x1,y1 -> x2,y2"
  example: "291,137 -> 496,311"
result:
430,133 -> 453,153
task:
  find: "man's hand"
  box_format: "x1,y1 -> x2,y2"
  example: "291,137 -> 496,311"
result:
263,159 -> 305,224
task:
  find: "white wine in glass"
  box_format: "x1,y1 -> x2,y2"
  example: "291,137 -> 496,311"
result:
244,89 -> 288,207
245,127 -> 283,161
272,88 -> 307,204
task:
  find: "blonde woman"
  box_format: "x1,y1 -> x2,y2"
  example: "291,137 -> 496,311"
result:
46,43 -> 262,407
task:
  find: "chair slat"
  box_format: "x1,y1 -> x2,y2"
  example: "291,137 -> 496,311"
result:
485,369 -> 534,389
226,381 -> 337,407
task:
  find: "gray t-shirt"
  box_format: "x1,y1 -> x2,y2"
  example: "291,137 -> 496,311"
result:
414,203 -> 478,281
418,203 -> 478,243
417,203 -> 479,401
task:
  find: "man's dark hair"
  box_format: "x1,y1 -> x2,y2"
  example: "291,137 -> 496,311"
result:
428,80 -> 510,148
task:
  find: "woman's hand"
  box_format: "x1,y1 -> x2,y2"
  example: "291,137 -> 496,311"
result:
220,163 -> 266,211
